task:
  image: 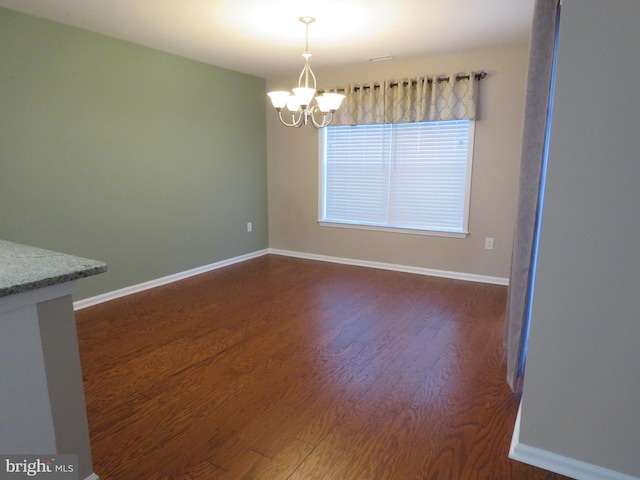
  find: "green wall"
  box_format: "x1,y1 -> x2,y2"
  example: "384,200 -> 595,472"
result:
0,7 -> 268,300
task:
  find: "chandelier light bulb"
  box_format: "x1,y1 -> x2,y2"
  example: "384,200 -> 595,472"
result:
267,91 -> 290,110
286,95 -> 301,112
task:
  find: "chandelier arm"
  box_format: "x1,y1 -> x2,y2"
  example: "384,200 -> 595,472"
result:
298,66 -> 306,90
297,57 -> 317,91
309,106 -> 334,129
277,109 -> 304,128
308,65 -> 317,91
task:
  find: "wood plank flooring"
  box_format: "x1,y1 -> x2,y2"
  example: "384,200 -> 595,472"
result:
75,254 -> 569,479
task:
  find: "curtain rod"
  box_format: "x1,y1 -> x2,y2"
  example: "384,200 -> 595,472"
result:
321,71 -> 487,93
396,71 -> 487,86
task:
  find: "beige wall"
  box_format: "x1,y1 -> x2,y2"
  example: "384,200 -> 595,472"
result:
266,45 -> 528,280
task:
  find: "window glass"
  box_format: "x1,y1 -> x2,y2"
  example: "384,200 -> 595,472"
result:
320,120 -> 474,236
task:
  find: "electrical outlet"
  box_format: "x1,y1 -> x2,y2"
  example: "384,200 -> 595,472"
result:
485,237 -> 494,250
247,222 -> 253,233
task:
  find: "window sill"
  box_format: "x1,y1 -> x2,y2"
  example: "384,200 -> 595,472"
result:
318,221 -> 469,238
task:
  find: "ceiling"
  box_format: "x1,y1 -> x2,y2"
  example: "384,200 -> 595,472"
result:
0,0 -> 535,78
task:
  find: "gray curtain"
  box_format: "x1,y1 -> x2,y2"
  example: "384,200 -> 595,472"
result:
326,73 -> 480,126
505,0 -> 561,391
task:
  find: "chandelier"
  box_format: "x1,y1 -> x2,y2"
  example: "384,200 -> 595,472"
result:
267,17 -> 345,128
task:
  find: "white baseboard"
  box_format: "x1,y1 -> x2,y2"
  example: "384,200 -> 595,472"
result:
268,248 -> 509,286
73,249 -> 269,310
84,474 -> 99,480
73,247 -> 508,311
510,405 -> 639,480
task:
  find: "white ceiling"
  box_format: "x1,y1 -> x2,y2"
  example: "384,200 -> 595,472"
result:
0,0 -> 534,78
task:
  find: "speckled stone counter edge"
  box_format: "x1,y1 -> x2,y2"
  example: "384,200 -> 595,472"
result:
0,240 -> 107,297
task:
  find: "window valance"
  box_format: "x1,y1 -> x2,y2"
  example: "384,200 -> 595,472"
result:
323,72 -> 485,126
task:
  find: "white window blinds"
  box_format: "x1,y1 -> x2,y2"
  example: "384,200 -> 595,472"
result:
320,120 -> 474,235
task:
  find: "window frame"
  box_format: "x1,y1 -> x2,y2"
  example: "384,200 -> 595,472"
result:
318,120 -> 475,238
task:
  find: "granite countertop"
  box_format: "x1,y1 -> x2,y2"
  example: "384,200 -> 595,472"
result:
0,240 -> 107,297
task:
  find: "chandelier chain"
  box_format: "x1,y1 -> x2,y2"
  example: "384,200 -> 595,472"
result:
305,21 -> 309,53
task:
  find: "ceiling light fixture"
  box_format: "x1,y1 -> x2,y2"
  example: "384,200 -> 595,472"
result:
267,17 -> 344,128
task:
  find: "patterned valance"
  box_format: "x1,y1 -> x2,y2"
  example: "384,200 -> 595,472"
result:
324,72 -> 484,126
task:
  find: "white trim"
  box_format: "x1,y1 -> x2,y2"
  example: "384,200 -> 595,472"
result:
84,474 -> 100,480
73,249 -> 269,310
317,221 -> 469,238
268,248 -> 509,286
462,120 -> 476,235
72,247 -> 508,311
510,405 -> 639,480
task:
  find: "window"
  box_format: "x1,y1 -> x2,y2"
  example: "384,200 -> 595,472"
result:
319,119 -> 474,237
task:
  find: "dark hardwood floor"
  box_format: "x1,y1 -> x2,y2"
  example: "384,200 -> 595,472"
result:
75,254 -> 569,479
